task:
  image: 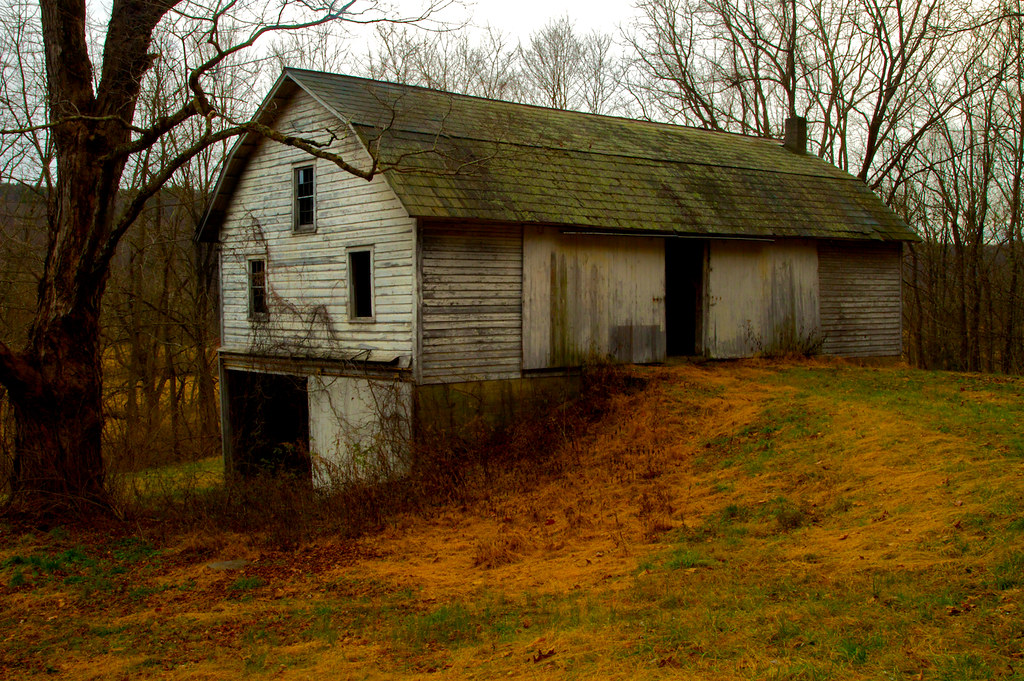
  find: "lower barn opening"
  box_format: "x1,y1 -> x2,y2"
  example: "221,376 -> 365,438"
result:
665,238 -> 705,356
224,369 -> 311,479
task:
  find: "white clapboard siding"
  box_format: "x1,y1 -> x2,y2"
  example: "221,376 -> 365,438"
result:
218,90 -> 415,362
419,223 -> 523,383
522,226 -> 666,368
818,240 -> 903,357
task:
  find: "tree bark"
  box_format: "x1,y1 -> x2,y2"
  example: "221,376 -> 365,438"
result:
8,293 -> 107,514
5,139 -> 117,513
0,0 -> 173,516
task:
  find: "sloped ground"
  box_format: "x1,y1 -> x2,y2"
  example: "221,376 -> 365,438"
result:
2,360 -> 1024,679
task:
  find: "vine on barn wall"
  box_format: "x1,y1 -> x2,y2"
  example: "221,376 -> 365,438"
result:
228,213 -> 412,486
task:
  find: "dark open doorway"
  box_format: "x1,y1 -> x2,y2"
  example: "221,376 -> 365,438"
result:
225,370 -> 311,479
665,239 -> 705,356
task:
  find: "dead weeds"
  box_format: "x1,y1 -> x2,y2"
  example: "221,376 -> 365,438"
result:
3,360 -> 1024,679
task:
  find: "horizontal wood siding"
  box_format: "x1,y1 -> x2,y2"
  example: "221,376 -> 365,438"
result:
218,90 -> 415,363
419,223 -> 523,383
818,241 -> 903,357
523,226 -> 666,368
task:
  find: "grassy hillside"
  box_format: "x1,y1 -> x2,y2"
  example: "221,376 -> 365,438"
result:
2,360 -> 1024,679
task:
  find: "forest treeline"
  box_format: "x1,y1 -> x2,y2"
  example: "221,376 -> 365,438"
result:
1,0 -> 1022,472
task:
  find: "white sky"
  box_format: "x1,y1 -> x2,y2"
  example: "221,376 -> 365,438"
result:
339,0 -> 642,70
84,0 -> 640,42
449,0 -> 639,37
83,0 -> 642,70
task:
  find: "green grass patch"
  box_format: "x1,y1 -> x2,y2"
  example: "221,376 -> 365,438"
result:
111,537 -> 160,562
129,456 -> 224,498
992,551 -> 1024,589
665,547 -> 713,570
701,398 -> 831,475
774,367 -> 1024,459
228,576 -> 265,592
399,603 -> 478,650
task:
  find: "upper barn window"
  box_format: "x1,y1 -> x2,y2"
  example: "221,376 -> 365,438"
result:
293,165 -> 315,233
347,247 -> 374,321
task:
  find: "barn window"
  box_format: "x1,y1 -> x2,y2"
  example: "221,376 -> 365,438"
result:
348,247 -> 374,320
293,165 -> 315,232
249,258 -> 268,318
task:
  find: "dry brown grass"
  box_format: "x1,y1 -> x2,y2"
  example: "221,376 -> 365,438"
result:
2,360 -> 1024,679
472,529 -> 533,568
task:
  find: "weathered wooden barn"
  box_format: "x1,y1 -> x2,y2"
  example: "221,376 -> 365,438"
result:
197,68 -> 916,482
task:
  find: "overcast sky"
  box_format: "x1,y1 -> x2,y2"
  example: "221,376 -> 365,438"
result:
81,0 -> 641,59
447,0 -> 639,36
83,0 -> 640,43
339,0 -> 641,69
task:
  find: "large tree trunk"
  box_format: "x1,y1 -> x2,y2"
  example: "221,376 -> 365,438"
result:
2,0 -> 194,518
4,122 -> 119,515
9,315 -> 107,514
1,0 -> 140,516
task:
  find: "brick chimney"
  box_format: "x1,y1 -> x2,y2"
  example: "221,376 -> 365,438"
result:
783,116 -> 807,154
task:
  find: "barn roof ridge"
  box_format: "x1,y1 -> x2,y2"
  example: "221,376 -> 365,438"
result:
284,66 -> 777,143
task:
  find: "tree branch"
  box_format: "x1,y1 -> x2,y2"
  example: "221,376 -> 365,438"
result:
185,1 -> 358,118
94,124 -> 248,278
0,114 -> 146,137
105,103 -> 199,158
107,2 -> 363,159
244,120 -> 377,180
95,112 -> 378,279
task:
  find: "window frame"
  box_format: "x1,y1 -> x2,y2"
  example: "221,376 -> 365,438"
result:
292,164 -> 316,234
248,258 -> 269,319
346,246 -> 375,323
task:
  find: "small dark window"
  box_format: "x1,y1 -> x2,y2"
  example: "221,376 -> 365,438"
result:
249,259 -> 268,317
294,165 -> 315,232
348,249 -> 373,320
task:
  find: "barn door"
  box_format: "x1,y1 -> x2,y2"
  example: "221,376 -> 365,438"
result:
665,239 -> 705,356
224,369 -> 311,479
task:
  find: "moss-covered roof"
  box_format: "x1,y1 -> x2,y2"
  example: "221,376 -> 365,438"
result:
199,69 -> 915,242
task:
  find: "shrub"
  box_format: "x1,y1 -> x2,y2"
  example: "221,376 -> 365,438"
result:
126,364 -> 638,548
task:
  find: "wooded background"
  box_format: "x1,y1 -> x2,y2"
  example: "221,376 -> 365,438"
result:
1,0 -> 1021,475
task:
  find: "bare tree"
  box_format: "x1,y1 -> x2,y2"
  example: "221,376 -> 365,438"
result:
360,15 -> 624,114
625,0 -> 795,136
270,21 -> 354,74
578,30 -> 622,115
0,0 -> 447,516
901,7 -> 1024,373
364,23 -> 522,100
996,3 -> 1024,372
0,2 -> 49,343
0,1 -> 50,188
626,0 -> 988,187
520,16 -> 585,110
519,15 -> 622,114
